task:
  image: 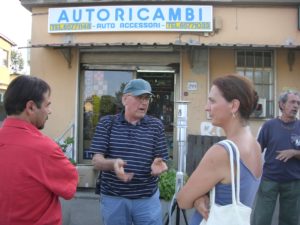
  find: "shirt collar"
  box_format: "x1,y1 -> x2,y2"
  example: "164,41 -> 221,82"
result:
2,117 -> 42,136
119,112 -> 149,126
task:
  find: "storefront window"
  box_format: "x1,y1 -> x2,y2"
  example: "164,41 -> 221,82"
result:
79,69 -> 175,163
80,70 -> 132,161
138,72 -> 175,158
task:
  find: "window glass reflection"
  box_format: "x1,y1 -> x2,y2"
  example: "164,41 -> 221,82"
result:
82,70 -> 132,159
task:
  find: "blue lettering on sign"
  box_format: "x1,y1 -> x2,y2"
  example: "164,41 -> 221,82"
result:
73,9 -> 82,22
169,8 -> 181,21
186,8 -> 194,21
97,9 -> 109,21
138,8 -> 149,21
97,23 -> 115,29
153,8 -> 165,21
128,8 -> 133,21
86,8 -> 95,22
115,8 -> 124,21
199,8 -> 203,21
58,10 -> 69,22
54,6 -> 208,25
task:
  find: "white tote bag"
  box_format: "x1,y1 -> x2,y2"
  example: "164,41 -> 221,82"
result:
199,140 -> 251,225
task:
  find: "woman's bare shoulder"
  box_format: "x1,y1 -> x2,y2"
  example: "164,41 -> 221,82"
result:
200,143 -> 230,169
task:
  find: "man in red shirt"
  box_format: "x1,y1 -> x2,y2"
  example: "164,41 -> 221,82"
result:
0,75 -> 78,225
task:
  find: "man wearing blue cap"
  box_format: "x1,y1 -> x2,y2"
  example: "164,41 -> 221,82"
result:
90,78 -> 169,225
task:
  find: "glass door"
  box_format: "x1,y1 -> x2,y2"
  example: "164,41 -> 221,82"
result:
78,69 -> 175,163
137,72 -> 175,158
79,70 -> 133,164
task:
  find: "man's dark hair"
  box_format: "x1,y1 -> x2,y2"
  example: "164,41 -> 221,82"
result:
4,75 -> 51,115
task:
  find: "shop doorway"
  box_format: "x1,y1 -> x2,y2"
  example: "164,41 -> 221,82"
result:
137,72 -> 175,157
79,70 -> 133,163
78,69 -> 175,163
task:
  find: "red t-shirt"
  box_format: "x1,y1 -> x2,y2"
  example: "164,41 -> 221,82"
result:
0,118 -> 78,225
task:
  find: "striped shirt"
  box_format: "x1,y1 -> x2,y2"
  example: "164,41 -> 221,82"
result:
90,112 -> 169,199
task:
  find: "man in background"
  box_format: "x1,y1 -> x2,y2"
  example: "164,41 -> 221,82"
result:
252,90 -> 300,225
0,75 -> 78,225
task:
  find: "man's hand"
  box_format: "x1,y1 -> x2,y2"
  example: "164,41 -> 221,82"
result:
151,158 -> 168,176
276,149 -> 298,162
113,159 -> 134,182
194,195 -> 210,220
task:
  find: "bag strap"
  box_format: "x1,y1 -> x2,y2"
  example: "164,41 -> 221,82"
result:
209,139 -> 241,205
223,140 -> 241,204
104,115 -> 116,155
108,115 -> 116,141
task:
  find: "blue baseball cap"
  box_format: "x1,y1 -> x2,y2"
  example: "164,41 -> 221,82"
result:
123,79 -> 153,96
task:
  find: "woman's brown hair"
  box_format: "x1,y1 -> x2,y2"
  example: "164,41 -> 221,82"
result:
212,74 -> 258,120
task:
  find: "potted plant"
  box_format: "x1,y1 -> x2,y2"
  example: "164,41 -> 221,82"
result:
159,167 -> 188,201
159,169 -> 176,201
57,137 -> 76,165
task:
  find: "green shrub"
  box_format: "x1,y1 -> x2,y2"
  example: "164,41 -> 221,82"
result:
158,169 -> 176,201
56,137 -> 76,165
59,136 -> 74,153
158,168 -> 189,201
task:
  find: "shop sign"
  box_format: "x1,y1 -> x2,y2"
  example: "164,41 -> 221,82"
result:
48,5 -> 213,33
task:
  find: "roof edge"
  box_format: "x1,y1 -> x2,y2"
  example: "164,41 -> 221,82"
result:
20,0 -> 300,12
20,42 -> 300,49
0,33 -> 17,46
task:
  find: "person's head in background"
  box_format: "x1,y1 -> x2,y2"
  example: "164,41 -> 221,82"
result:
4,75 -> 52,130
122,79 -> 153,124
205,74 -> 258,129
278,90 -> 300,121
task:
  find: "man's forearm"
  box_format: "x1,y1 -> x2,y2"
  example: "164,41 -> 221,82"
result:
92,154 -> 116,171
294,150 -> 300,159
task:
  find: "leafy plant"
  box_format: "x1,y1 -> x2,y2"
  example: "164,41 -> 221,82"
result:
11,50 -> 24,73
92,95 -> 101,128
159,169 -> 176,201
59,136 -> 74,152
158,168 -> 189,201
56,137 -> 76,165
68,158 -> 76,165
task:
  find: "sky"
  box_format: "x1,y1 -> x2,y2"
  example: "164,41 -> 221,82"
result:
0,0 -> 32,73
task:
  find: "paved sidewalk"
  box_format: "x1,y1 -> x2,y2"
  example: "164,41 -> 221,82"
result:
61,188 -> 193,225
61,189 -> 285,225
61,189 -> 101,225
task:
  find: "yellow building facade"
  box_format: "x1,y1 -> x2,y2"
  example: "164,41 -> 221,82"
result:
0,34 -> 16,122
21,0 -> 300,186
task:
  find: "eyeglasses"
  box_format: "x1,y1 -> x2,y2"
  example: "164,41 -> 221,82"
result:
128,94 -> 153,102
